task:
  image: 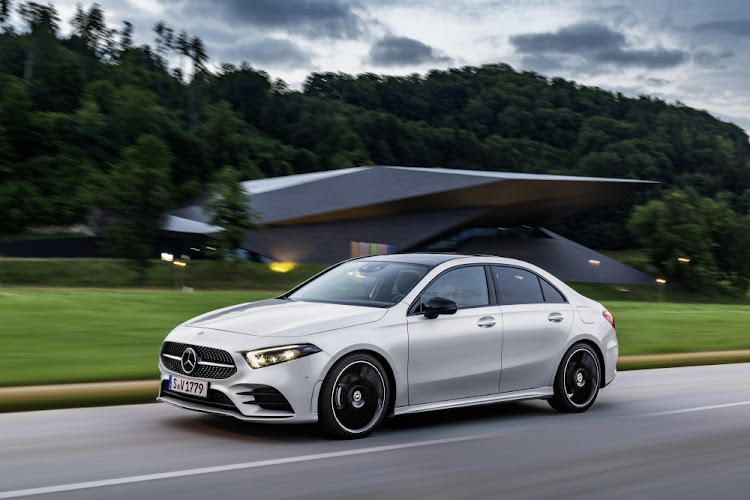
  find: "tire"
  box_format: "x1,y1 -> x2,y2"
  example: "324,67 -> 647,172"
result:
318,353 -> 390,439
548,343 -> 601,413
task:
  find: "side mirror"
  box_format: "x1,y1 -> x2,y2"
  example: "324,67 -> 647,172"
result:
423,297 -> 458,319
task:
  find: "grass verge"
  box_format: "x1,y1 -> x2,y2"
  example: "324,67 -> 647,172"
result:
0,381 -> 158,412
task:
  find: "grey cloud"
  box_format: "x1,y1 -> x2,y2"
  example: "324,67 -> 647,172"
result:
595,47 -> 688,68
644,78 -> 669,87
179,0 -> 366,39
692,20 -> 750,36
511,22 -> 624,53
217,38 -> 313,70
368,36 -> 452,67
692,49 -> 734,68
510,22 -> 688,69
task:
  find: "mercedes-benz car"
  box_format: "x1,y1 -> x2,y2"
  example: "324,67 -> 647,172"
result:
157,254 -> 617,438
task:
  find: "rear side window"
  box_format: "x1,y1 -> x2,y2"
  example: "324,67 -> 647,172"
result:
492,267 -> 568,305
540,278 -> 567,303
493,267 -> 544,305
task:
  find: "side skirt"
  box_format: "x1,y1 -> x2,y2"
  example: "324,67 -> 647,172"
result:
392,387 -> 554,416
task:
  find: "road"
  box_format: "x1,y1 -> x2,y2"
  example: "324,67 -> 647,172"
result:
1,363 -> 749,499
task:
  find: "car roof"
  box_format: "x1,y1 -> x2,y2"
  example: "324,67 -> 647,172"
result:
356,253 -> 480,267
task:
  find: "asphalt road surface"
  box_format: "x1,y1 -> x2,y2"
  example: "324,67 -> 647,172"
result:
1,364 -> 749,499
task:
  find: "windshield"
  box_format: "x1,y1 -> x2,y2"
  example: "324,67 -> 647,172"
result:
288,261 -> 429,308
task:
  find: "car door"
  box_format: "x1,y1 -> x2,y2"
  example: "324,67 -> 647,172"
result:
406,265 -> 502,405
492,266 -> 574,393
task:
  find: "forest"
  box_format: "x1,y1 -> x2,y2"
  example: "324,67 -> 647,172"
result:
1,1 -> 749,292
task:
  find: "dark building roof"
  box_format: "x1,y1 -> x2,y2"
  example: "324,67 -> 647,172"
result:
458,228 -> 654,285
168,166 -> 656,228
163,166 -> 657,283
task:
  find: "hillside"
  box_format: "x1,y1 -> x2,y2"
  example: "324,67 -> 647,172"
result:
1,1 -> 749,252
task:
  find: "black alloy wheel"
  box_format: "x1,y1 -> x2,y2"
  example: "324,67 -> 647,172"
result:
548,343 -> 601,413
319,353 -> 390,439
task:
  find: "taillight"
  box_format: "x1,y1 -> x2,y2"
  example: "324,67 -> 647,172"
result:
602,309 -> 615,328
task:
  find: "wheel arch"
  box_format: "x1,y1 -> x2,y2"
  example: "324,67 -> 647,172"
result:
554,335 -> 607,388
317,347 -> 398,416
575,339 -> 606,388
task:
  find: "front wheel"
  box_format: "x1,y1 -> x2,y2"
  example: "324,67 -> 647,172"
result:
548,343 -> 601,413
318,353 -> 390,439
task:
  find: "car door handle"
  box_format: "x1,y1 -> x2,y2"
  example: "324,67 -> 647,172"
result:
547,312 -> 564,323
477,316 -> 496,328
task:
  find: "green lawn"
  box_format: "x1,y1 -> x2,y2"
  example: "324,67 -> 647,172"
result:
0,289 -> 277,386
603,301 -> 750,355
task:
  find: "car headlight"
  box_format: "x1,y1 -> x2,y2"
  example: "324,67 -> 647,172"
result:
244,344 -> 322,369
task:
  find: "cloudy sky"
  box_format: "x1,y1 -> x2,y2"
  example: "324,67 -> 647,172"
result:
14,0 -> 750,132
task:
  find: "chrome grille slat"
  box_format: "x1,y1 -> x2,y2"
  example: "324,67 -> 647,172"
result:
198,360 -> 234,368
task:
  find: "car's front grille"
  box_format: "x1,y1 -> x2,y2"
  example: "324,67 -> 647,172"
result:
161,341 -> 237,379
160,380 -> 238,411
237,386 -> 294,412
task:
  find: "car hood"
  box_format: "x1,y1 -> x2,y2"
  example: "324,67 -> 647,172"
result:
183,298 -> 387,337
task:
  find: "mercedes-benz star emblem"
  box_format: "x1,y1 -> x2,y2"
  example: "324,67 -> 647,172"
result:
181,347 -> 198,375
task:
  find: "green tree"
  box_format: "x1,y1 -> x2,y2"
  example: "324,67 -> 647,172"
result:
201,166 -> 259,261
17,1 -> 60,81
101,134 -> 173,281
628,189 -> 750,294
0,0 -> 11,25
70,3 -> 113,60
118,20 -> 133,52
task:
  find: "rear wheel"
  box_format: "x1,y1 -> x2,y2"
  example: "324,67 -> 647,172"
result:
319,353 -> 390,439
548,343 -> 601,413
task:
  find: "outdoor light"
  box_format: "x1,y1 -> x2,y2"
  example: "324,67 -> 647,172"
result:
589,259 -> 601,282
678,257 -> 690,263
173,261 -> 187,267
270,262 -> 295,273
656,278 -> 666,284
160,253 -> 174,262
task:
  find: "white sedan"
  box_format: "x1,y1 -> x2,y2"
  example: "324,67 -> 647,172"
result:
158,254 -> 618,438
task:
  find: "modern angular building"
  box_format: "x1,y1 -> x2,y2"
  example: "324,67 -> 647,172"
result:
164,166 -> 657,284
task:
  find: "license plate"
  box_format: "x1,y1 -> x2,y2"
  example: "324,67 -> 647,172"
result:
169,375 -> 208,398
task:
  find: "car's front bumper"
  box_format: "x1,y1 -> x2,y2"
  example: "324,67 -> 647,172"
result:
157,348 -> 331,424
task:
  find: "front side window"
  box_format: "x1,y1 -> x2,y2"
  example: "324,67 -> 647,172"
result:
419,266 -> 490,309
288,261 -> 428,308
493,266 -> 544,305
